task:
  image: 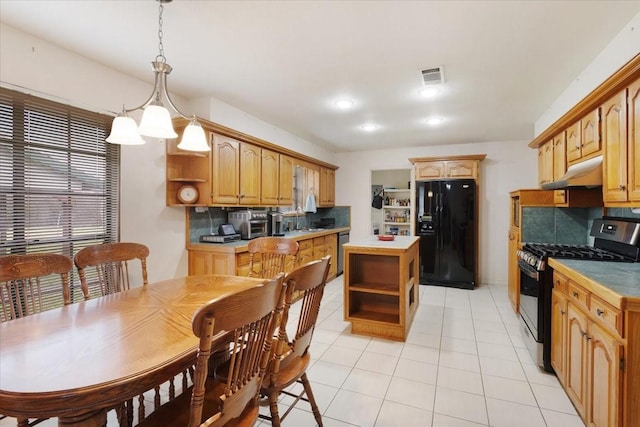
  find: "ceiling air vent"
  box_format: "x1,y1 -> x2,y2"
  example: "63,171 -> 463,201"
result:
421,66 -> 445,85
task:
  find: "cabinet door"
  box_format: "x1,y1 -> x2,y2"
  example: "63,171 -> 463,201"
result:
261,149 -> 279,205
446,160 -> 476,179
313,236 -> 326,259
581,108 -> 601,158
507,227 -> 520,313
326,234 -> 338,278
542,140 -> 554,185
538,147 -> 545,187
551,289 -> 567,385
188,250 -> 235,275
212,135 -> 240,204
239,143 -> 261,205
629,80 -> 640,202
566,303 -> 589,419
416,161 -> 445,179
587,321 -> 622,427
566,121 -> 582,164
553,133 -> 567,180
278,154 -> 294,205
602,90 -> 628,203
319,167 -> 335,206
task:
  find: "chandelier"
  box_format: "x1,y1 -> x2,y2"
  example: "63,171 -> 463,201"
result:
106,0 -> 209,152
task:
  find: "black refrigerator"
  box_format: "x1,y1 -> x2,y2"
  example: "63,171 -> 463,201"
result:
416,179 -> 476,289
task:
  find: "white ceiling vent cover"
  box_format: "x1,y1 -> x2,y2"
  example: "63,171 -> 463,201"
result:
421,66 -> 445,85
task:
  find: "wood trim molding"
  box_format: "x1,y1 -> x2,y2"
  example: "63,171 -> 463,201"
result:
529,53 -> 640,149
409,154 -> 487,163
172,117 -> 339,170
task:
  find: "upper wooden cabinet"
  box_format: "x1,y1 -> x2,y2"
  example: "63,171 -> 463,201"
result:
165,136 -> 211,206
166,117 -> 337,207
566,109 -> 601,165
410,155 -> 486,181
630,80 -> 640,202
538,140 -> 554,186
319,167 -> 335,207
552,132 -> 567,182
529,55 -> 640,207
261,150 -> 294,206
602,89 -> 629,204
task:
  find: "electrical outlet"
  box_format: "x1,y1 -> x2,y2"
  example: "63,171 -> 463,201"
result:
195,206 -> 207,213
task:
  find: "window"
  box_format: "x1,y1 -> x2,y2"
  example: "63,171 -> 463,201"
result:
0,87 -> 118,307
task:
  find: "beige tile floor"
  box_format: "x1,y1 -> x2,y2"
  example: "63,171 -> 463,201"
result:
2,277 -> 585,427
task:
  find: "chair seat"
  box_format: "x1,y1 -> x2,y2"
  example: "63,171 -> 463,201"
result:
262,352 -> 311,393
136,378 -> 259,427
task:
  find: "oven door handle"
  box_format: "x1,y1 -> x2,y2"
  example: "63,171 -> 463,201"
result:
518,259 -> 539,281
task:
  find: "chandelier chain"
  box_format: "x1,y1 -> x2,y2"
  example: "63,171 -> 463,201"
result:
156,2 -> 166,63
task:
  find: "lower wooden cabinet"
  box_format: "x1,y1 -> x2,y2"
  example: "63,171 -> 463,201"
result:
550,288 -> 567,386
187,232 -> 342,280
507,226 -> 520,312
551,270 -> 625,427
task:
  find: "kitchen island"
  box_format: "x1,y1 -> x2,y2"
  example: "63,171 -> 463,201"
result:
343,235 -> 419,341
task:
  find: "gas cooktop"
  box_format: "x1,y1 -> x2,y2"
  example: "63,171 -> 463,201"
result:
522,243 -> 630,262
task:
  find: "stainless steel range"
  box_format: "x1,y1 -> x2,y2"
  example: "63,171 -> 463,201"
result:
517,217 -> 640,372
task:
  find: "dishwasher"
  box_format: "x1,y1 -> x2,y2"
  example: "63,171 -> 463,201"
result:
337,231 -> 349,276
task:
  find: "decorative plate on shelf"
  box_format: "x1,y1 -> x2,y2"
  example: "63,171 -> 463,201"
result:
377,235 -> 395,241
177,184 -> 199,204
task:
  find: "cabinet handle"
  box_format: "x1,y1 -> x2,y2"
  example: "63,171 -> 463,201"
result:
585,334 -> 592,341
575,143 -> 580,149
596,308 -> 604,316
572,291 -> 579,298
618,185 -> 626,191
560,310 -> 565,315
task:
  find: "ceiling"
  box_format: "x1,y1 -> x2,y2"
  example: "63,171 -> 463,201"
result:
1,1 -> 638,153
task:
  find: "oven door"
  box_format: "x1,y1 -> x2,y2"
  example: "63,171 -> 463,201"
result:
518,259 -> 541,342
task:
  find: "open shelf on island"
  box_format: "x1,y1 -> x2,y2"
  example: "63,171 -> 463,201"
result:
343,236 -> 419,341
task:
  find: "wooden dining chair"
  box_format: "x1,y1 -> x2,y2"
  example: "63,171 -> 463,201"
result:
0,252 -> 73,426
74,242 -> 149,298
74,242 -> 159,426
259,255 -> 331,427
0,253 -> 73,322
247,237 -> 299,279
135,273 -> 287,427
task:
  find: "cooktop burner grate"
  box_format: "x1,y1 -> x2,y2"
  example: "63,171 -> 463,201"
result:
522,243 -> 630,262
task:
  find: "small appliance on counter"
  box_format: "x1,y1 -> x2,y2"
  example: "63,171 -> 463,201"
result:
228,209 -> 268,240
199,224 -> 241,243
268,212 -> 285,236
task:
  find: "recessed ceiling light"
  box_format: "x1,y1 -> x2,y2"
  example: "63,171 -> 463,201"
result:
419,86 -> 441,98
426,117 -> 443,126
335,98 -> 354,109
360,122 -> 379,132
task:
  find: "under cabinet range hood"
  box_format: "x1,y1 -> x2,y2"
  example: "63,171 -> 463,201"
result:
541,155 -> 603,190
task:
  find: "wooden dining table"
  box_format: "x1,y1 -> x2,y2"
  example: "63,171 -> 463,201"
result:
0,274 -> 267,426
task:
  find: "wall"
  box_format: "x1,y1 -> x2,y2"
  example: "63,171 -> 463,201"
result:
335,141 -> 537,286
535,12 -> 640,135
0,23 -> 333,283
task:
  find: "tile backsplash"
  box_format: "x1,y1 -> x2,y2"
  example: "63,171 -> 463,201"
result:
188,206 -> 351,243
521,207 -> 603,245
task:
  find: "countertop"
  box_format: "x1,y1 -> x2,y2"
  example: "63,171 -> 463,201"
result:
548,258 -> 640,310
187,227 -> 351,254
344,235 -> 420,250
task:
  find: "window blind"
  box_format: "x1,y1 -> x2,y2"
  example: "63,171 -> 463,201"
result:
0,87 -> 119,309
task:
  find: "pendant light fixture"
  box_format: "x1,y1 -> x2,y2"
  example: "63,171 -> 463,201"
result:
106,0 -> 209,152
